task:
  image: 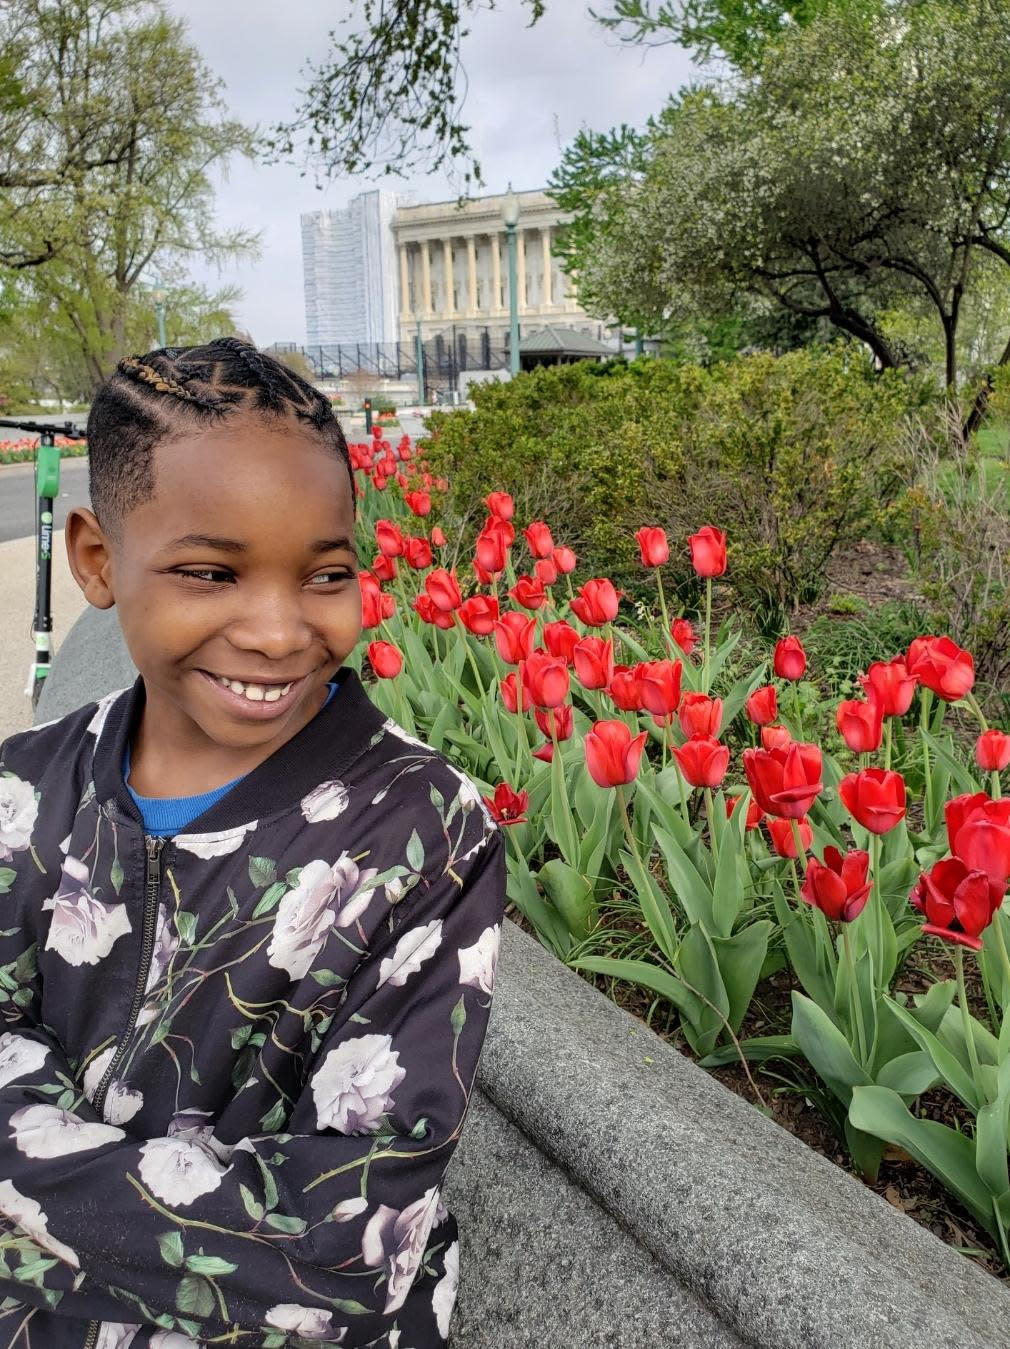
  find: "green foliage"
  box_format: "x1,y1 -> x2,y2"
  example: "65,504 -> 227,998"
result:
420,345 -> 923,630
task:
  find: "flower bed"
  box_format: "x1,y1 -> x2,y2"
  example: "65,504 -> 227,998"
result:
0,436 -> 87,465
344,424 -> 1010,1275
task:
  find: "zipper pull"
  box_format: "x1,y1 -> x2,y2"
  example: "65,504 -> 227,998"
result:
146,835 -> 164,884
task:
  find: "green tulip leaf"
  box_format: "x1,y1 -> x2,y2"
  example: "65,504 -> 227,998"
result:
874,1050 -> 939,1096
712,921 -> 771,1034
883,996 -> 980,1112
791,991 -> 872,1100
537,859 -> 595,942
619,846 -> 678,963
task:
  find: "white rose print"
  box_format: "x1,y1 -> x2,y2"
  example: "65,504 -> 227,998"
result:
300,780 -> 350,822
10,1103 -> 125,1158
174,823 -> 257,858
265,1303 -> 346,1339
0,1032 -> 49,1089
432,1239 -> 460,1340
362,1185 -> 442,1314
94,1322 -> 142,1348
0,773 -> 38,860
377,920 -> 443,988
0,1178 -> 80,1268
41,855 -> 133,966
82,1046 -> 143,1125
268,855 -> 378,980
311,1033 -> 405,1134
458,924 -> 500,997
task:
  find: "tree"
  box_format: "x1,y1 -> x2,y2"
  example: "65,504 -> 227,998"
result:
561,1 -> 1010,409
0,0 -> 259,388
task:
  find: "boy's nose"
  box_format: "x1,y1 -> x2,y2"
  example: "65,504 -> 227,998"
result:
225,596 -> 316,663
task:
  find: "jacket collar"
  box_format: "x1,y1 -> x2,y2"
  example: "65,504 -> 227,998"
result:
93,666 -> 387,834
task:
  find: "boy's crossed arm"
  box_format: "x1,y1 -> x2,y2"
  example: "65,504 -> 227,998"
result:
0,829 -> 505,1347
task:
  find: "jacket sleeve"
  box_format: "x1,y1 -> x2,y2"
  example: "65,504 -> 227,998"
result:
0,819 -> 506,1347
0,738 -> 44,1036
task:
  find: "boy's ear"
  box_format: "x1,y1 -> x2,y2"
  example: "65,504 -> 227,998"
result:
65,507 -> 116,609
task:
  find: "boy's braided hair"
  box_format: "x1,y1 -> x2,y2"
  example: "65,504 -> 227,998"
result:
88,336 -> 353,541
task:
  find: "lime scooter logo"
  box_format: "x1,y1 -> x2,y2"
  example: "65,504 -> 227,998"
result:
40,509 -> 53,561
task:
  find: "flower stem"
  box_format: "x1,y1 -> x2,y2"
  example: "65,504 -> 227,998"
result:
656,570 -> 672,655
992,771 -> 1003,801
789,817 -> 807,863
843,924 -> 869,1067
954,943 -> 986,1105
704,787 -> 718,858
884,718 -> 893,772
966,690 -> 990,733
920,688 -> 934,829
616,783 -> 639,859
703,576 -> 712,693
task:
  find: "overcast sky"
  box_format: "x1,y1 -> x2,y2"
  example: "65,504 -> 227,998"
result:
167,1 -> 697,346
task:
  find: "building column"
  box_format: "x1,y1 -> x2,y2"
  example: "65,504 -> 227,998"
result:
466,235 -> 478,314
399,243 -> 410,317
517,228 -> 527,309
420,240 -> 433,316
491,232 -> 503,312
541,228 -> 553,308
443,238 -> 455,317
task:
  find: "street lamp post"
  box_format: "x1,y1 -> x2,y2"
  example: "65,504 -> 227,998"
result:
502,184 -> 521,377
414,317 -> 425,405
152,285 -> 167,348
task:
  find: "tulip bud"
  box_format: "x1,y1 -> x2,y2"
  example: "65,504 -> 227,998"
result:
838,768 -> 907,834
835,694 -> 883,753
678,692 -> 723,739
687,525 -> 727,577
773,636 -> 807,681
766,815 -> 813,858
553,545 -> 577,574
673,735 -> 730,789
670,618 -> 696,657
635,526 -> 670,568
976,730 -> 1010,773
585,720 -> 648,788
367,640 -> 403,679
907,635 -> 975,702
746,685 -> 778,726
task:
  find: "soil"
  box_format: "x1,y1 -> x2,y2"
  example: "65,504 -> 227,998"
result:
504,902 -> 1008,1282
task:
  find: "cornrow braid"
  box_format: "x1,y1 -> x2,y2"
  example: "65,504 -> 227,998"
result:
88,336 -> 354,542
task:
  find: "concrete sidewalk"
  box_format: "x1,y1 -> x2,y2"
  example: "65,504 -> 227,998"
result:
0,530 -> 89,743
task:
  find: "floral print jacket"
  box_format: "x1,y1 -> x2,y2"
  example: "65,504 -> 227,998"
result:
0,669 -> 505,1349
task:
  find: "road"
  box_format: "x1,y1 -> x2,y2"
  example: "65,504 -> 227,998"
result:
0,456 -> 92,542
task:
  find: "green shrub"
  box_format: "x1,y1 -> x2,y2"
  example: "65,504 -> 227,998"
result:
419,347 -> 926,630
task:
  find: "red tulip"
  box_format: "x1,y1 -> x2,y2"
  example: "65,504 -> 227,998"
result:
860,658 -> 918,717
404,490 -> 431,517
570,578 -> 621,626
743,743 -> 823,819
520,651 -> 570,709
637,659 -> 683,721
524,521 -> 555,559
532,742 -> 555,763
553,545 -> 577,574
375,519 -> 404,558
543,620 -> 581,665
906,636 -> 975,702
371,553 -> 397,583
475,519 -> 511,575
500,672 -> 533,714
608,666 -> 644,712
726,795 -> 764,830
482,782 -> 529,825
509,575 -> 548,610
573,637 -> 615,691
976,731 -> 1010,773
359,573 -> 395,629
945,793 -> 1010,902
585,720 -> 648,788
535,703 -> 574,742
473,559 -> 495,586
367,640 -> 403,679
674,735 -> 730,789
773,636 -> 807,681
835,694 -> 883,753
534,556 -> 559,586
431,526 -> 447,548
910,858 -> 1000,950
688,525 -> 727,577
838,769 -> 907,834
766,815 -> 813,859
636,527 -> 669,567
425,567 -> 462,612
458,596 -> 500,636
761,724 -> 793,751
679,692 -> 722,739
485,491 -> 515,521
493,611 -> 536,665
414,594 -> 455,629
403,536 -> 433,570
670,618 -> 696,657
746,684 -> 778,726
801,848 -> 872,923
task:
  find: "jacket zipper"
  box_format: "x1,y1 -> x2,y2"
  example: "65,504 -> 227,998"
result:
82,833 -> 165,1349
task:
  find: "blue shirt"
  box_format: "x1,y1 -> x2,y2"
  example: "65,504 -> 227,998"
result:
125,680 -> 341,835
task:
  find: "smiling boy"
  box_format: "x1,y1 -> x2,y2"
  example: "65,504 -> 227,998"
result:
0,337 -> 505,1349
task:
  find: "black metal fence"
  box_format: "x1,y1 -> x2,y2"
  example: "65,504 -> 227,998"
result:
268,328 -> 511,397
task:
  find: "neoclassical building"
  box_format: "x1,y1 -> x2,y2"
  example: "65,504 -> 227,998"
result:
393,188 -> 593,342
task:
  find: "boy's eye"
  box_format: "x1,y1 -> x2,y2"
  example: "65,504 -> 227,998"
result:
174,569 -> 353,586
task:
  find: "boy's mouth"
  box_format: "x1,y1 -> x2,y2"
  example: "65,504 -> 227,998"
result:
196,669 -> 310,720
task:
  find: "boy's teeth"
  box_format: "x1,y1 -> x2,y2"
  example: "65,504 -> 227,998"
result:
215,675 -> 293,702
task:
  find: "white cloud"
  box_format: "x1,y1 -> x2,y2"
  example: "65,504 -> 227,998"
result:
167,0 -> 696,345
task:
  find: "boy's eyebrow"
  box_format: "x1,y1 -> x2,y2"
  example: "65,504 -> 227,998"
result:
160,532 -> 358,556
